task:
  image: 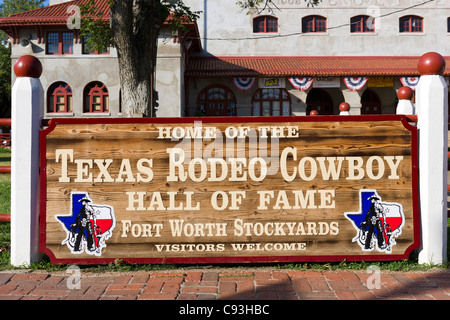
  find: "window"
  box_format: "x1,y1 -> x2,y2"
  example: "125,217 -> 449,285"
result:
47,82 -> 73,113
252,88 -> 291,116
399,15 -> 423,33
46,31 -> 73,54
82,35 -> 109,54
447,17 -> 450,33
253,16 -> 278,33
83,82 -> 109,113
197,85 -> 236,116
302,15 -> 327,33
351,15 -> 375,33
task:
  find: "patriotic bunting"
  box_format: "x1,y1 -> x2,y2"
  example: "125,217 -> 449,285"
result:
343,77 -> 368,91
288,77 -> 314,91
400,77 -> 420,90
233,77 -> 256,92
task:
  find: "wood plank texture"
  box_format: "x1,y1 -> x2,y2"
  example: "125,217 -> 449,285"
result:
41,118 -> 419,263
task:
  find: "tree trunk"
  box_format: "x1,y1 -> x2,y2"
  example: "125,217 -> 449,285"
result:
110,0 -> 162,117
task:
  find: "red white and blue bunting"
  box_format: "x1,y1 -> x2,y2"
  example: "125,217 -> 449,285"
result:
288,77 -> 314,91
233,77 -> 256,92
343,77 -> 368,91
400,77 -> 420,90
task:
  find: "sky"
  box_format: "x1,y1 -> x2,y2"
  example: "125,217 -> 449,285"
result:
0,0 -> 50,7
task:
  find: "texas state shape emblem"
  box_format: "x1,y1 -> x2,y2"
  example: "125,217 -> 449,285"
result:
56,192 -> 116,256
345,190 -> 405,254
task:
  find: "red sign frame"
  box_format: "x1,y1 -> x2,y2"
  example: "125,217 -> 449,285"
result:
40,115 -> 420,265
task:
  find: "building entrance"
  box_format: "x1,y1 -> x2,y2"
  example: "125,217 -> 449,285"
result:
197,85 -> 237,116
361,89 -> 382,114
306,89 -> 333,115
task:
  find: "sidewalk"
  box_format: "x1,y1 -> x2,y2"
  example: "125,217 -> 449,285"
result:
0,268 -> 448,301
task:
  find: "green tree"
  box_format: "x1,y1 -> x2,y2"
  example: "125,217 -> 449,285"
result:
0,45 -> 11,118
0,0 -> 45,17
0,0 -> 45,118
81,0 -> 320,117
0,0 -> 45,43
80,0 -> 200,117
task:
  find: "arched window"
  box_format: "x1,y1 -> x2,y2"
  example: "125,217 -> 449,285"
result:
47,82 -> 73,113
306,89 -> 333,115
351,15 -> 375,33
197,85 -> 237,116
399,15 -> 423,33
302,15 -> 327,33
252,88 -> 291,116
253,16 -> 278,33
83,81 -> 109,113
361,89 -> 381,114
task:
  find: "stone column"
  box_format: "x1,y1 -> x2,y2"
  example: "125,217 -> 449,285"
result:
416,52 -> 448,265
10,55 -> 43,267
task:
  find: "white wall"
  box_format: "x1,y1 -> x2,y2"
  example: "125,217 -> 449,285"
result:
184,0 -> 450,57
11,27 -> 186,117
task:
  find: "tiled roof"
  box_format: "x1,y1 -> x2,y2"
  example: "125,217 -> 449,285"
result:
0,0 -> 197,27
0,0 -> 109,26
186,56 -> 450,77
0,0 -> 201,50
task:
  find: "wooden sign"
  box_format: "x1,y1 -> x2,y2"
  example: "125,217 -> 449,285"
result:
40,116 -> 419,264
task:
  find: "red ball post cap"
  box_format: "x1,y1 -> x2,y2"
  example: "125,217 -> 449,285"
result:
14,55 -> 42,78
397,86 -> 413,100
417,52 -> 446,76
309,110 -> 318,116
339,102 -> 350,112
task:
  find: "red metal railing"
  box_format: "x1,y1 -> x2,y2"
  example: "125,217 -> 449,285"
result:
0,118 -> 11,151
0,118 -> 11,222
0,118 -> 11,126
0,134 -> 11,148
0,118 -> 11,176
0,166 -> 10,174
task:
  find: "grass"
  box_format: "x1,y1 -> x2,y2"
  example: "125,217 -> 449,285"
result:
0,148 -> 10,216
0,148 -> 10,165
0,148 -> 11,269
0,146 -> 448,272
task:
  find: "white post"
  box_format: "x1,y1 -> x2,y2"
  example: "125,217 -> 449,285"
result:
416,52 -> 448,265
396,86 -> 415,115
10,55 -> 43,267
